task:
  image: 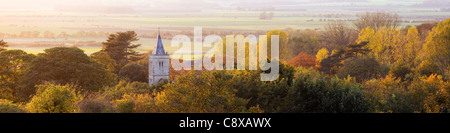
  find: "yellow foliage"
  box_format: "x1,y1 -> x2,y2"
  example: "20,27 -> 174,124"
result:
356,26 -> 406,65
315,48 -> 329,63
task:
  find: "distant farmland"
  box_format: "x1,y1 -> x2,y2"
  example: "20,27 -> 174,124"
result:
1,5 -> 449,54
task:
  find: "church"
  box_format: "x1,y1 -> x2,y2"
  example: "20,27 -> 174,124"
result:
148,31 -> 170,86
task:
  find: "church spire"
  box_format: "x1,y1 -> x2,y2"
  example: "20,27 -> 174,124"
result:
152,28 -> 166,55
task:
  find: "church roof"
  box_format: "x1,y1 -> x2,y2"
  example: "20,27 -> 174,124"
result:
152,32 -> 167,55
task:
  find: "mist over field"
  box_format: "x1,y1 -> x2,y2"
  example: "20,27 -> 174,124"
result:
0,0 -> 448,55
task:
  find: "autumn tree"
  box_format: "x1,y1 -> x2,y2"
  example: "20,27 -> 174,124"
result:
364,74 -> 449,113
26,83 -> 80,113
159,71 -> 262,113
316,48 -> 345,75
419,18 -> 450,71
266,30 -> 290,60
317,41 -> 372,77
400,27 -> 422,67
288,52 -> 316,68
315,48 -> 329,63
356,26 -> 403,65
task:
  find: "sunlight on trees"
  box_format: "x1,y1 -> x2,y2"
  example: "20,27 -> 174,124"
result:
26,83 -> 80,113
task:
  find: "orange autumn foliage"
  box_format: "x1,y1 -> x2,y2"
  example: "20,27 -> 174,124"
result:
288,52 -> 316,68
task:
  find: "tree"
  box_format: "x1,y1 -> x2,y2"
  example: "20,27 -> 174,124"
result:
281,69 -> 369,113
0,50 -> 35,101
90,51 -> 117,73
101,31 -> 142,67
364,75 -> 420,113
398,27 -> 422,67
101,80 -> 153,100
18,47 -> 115,101
364,74 -> 450,113
288,30 -> 322,56
316,48 -> 345,75
415,60 -> 442,76
354,12 -> 401,31
159,71 -> 262,113
259,12 -> 267,20
259,12 -> 273,20
416,22 -> 437,39
344,41 -> 370,58
114,93 -> 155,113
0,39 -> 7,51
419,18 -> 450,71
77,94 -> 113,113
119,63 -> 147,83
288,52 -> 316,68
223,61 -> 295,113
315,48 -> 329,63
389,62 -> 412,80
266,30 -> 290,60
26,83 -> 80,113
357,26 -> 402,65
323,20 -> 354,48
338,56 -> 380,82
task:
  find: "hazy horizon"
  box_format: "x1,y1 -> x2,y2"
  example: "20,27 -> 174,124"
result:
0,0 -> 444,12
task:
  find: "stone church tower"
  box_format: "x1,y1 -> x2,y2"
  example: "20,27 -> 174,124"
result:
148,31 -> 169,86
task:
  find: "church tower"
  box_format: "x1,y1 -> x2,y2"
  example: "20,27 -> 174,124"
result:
149,30 -> 169,86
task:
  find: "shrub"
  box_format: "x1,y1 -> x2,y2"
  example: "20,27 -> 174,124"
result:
415,60 -> 442,76
419,74 -> 450,113
113,93 -> 162,113
77,94 -> 113,113
119,63 -> 147,82
364,74 -> 450,113
363,76 -> 420,113
26,83 -> 80,113
282,70 -> 370,113
389,62 -> 412,80
114,96 -> 135,113
0,99 -> 24,113
101,80 -> 152,100
338,56 -> 380,82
